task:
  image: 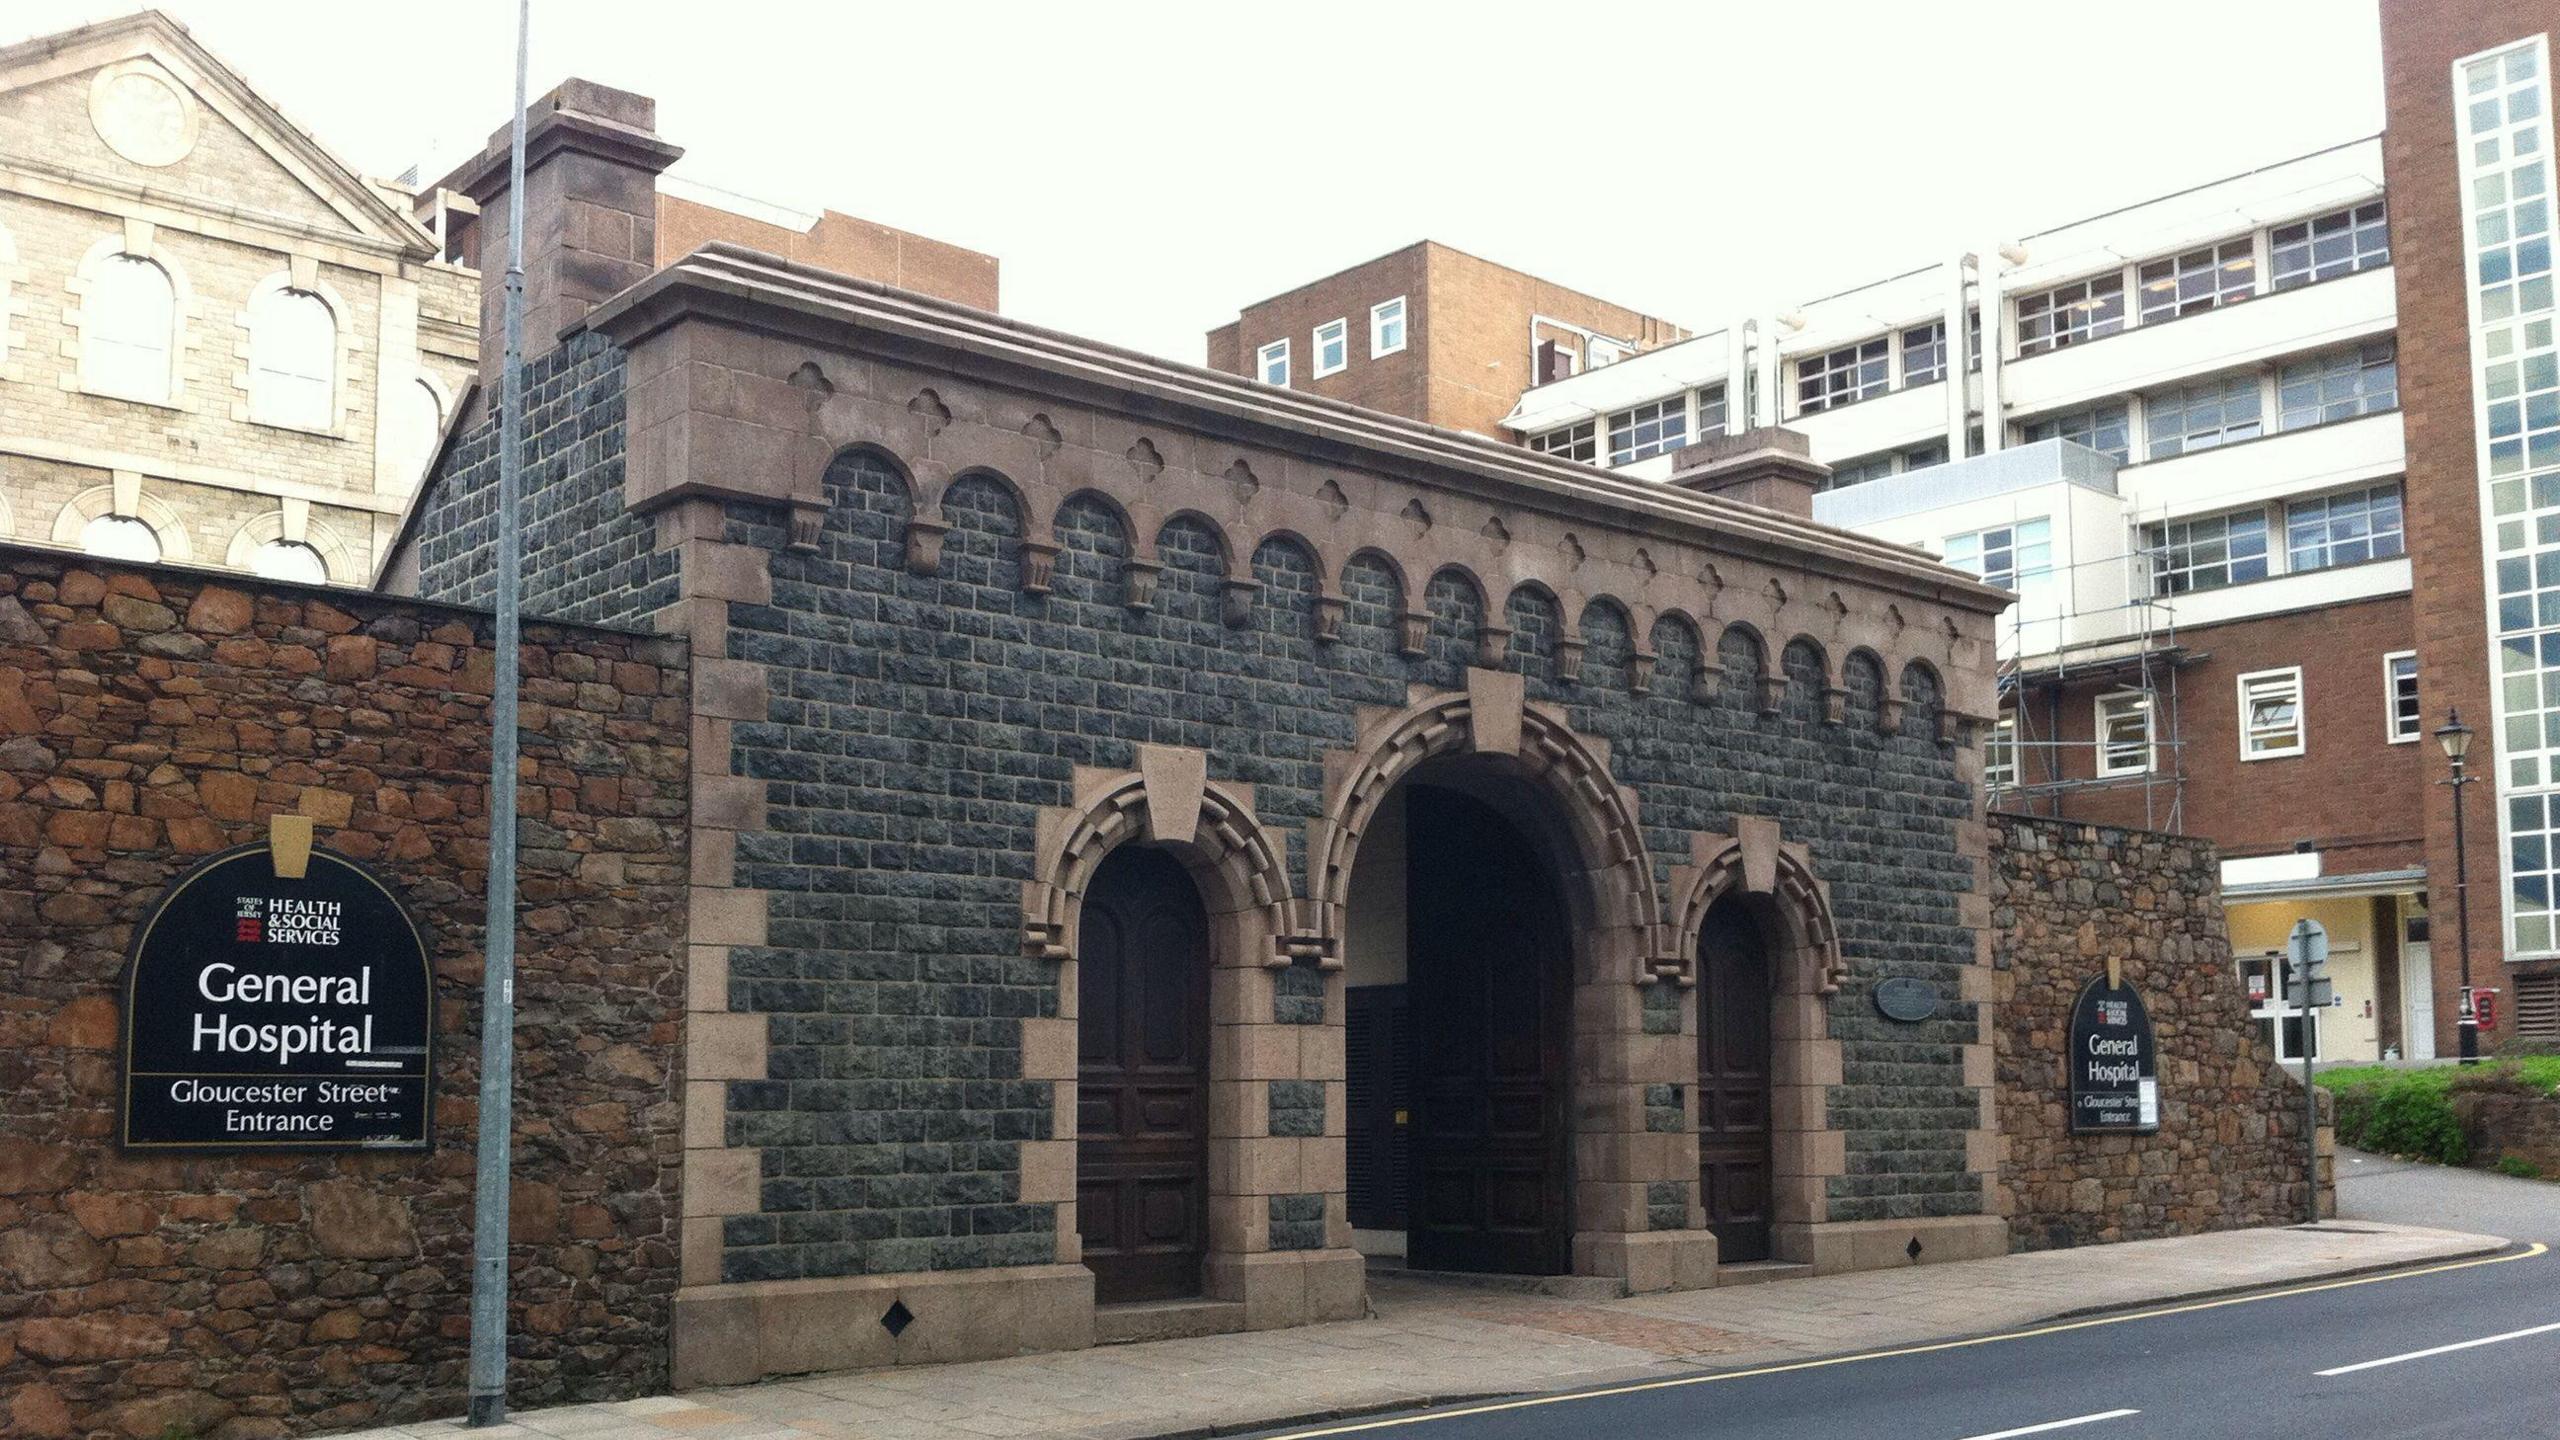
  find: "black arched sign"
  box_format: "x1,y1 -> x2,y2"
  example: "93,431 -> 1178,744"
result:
2067,976 -> 2159,1135
120,841 -> 432,1151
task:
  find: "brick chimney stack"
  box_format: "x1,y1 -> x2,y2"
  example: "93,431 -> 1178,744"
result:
443,78 -> 683,388
1666,427 -> 1829,518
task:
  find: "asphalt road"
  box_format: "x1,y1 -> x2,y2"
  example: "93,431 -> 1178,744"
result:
1246,1156 -> 2560,1440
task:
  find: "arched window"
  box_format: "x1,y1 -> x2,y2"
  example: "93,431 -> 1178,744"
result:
86,254 -> 176,403
396,376 -> 446,486
249,286 -> 335,429
81,513 -> 162,562
249,538 -> 327,584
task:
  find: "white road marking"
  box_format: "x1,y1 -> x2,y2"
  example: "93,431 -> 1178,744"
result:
1956,1411 -> 2141,1440
2316,1320 -> 2560,1376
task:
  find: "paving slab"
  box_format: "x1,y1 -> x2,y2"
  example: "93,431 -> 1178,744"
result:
324,1221 -> 2502,1440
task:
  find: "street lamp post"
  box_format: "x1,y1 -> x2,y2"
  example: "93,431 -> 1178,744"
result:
2434,709 -> 2481,1065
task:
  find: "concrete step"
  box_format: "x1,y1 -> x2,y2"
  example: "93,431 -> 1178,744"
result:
1715,1260 -> 1816,1287
1093,1297 -> 1249,1345
1373,1266 -> 1628,1302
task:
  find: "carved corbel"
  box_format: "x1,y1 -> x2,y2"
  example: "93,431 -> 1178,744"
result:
1939,708 -> 1986,748
1018,538 -> 1060,595
1755,672 -> 1787,717
1628,650 -> 1658,696
1821,685 -> 1849,726
904,518 -> 950,577
1876,695 -> 1906,735
1555,636 -> 1587,686
1476,623 -> 1514,670
1313,594 -> 1346,645
787,501 -> 826,553
1689,659 -> 1721,705
1221,576 -> 1262,629
1123,559 -> 1161,612
1397,609 -> 1432,658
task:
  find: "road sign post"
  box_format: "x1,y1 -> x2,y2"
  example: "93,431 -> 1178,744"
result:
2287,919 -> 2328,1224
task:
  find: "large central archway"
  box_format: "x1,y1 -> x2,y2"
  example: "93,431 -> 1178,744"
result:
1344,755 -> 1582,1276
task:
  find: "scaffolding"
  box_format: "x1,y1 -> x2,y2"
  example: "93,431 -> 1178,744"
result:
1988,499 -> 2196,833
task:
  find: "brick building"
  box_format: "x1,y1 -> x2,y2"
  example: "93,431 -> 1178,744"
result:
0,11 -> 478,586
2380,0 -> 2560,1044
419,171 -> 998,316
1205,241 -> 1685,441
386,79 -> 2019,1383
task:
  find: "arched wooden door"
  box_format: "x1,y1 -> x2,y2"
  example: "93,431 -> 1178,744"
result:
1077,846 -> 1211,1303
1697,901 -> 1774,1262
1406,785 -> 1571,1275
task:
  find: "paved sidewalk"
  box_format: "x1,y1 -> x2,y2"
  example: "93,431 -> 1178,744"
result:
343,1222 -> 2502,1440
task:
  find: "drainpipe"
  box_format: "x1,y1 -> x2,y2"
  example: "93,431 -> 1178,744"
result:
1948,255 -> 1974,461
1727,321 -> 1755,436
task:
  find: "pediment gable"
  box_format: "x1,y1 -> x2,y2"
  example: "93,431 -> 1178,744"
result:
0,12 -> 433,258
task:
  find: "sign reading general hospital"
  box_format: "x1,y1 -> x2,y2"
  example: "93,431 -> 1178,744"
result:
2067,975 -> 2160,1135
121,838 -> 432,1150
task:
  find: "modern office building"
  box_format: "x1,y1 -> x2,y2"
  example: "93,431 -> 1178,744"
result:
0,10 -> 479,584
1206,240 -> 1686,439
1501,138 -> 2454,1061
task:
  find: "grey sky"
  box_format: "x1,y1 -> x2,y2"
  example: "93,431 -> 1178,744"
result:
21,0 -> 2386,363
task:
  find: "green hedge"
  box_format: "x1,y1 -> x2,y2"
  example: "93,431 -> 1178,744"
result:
2316,1058 -> 2560,1165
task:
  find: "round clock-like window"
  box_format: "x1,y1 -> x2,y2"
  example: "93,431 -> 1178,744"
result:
90,61 -> 199,168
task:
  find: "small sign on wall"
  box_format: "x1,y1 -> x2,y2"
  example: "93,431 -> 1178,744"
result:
2068,974 -> 2159,1135
121,830 -> 433,1151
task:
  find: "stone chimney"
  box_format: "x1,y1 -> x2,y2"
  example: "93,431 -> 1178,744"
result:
1666,427 -> 1828,518
443,78 -> 683,388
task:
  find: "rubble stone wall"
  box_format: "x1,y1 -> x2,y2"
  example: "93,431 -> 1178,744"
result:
0,547 -> 690,1438
1990,813 -> 2332,1251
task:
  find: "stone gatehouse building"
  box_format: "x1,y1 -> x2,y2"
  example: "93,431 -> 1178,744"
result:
384,81 -> 2013,1384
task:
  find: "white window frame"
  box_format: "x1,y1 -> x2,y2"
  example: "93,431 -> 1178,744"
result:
1369,296 -> 1406,358
2096,691 -> 2154,776
1984,715 -> 2019,791
2238,667 -> 2307,761
2385,651 -> 2421,744
1256,338 -> 1290,387
248,284 -> 338,432
1313,318 -> 1348,378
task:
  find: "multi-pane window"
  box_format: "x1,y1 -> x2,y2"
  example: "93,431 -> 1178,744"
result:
2019,403 -> 2132,463
1694,383 -> 1728,435
1530,420 -> 1596,463
1257,339 -> 1289,386
85,253 -> 176,403
1824,453 -> 1894,490
2147,511 -> 2269,594
1795,337 -> 1890,414
2279,341 -> 2398,429
1984,716 -> 2019,791
1902,440 -> 1950,471
1370,297 -> 1406,357
1902,321 -> 1946,385
2468,50 -> 2555,329
2136,238 -> 2258,323
1943,519 -> 2053,593
2272,202 -> 2390,290
1606,398 -> 1687,465
249,287 -> 335,430
80,514 -> 161,563
2096,693 -> 2154,776
1313,318 -> 1348,377
2238,668 -> 2306,760
2144,373 -> 2264,458
2516,792 -> 2560,954
2286,484 -> 2406,571
2387,652 -> 2421,743
2015,274 -> 2125,355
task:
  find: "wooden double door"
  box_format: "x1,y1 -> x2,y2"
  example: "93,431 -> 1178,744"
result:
1076,846 -> 1210,1304
1696,902 -> 1774,1262
1403,786 -> 1572,1276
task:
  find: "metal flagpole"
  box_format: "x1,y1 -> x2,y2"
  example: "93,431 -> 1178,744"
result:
467,0 -> 532,1425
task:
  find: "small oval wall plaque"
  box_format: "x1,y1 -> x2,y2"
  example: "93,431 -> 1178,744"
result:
1873,977 -> 1940,1023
